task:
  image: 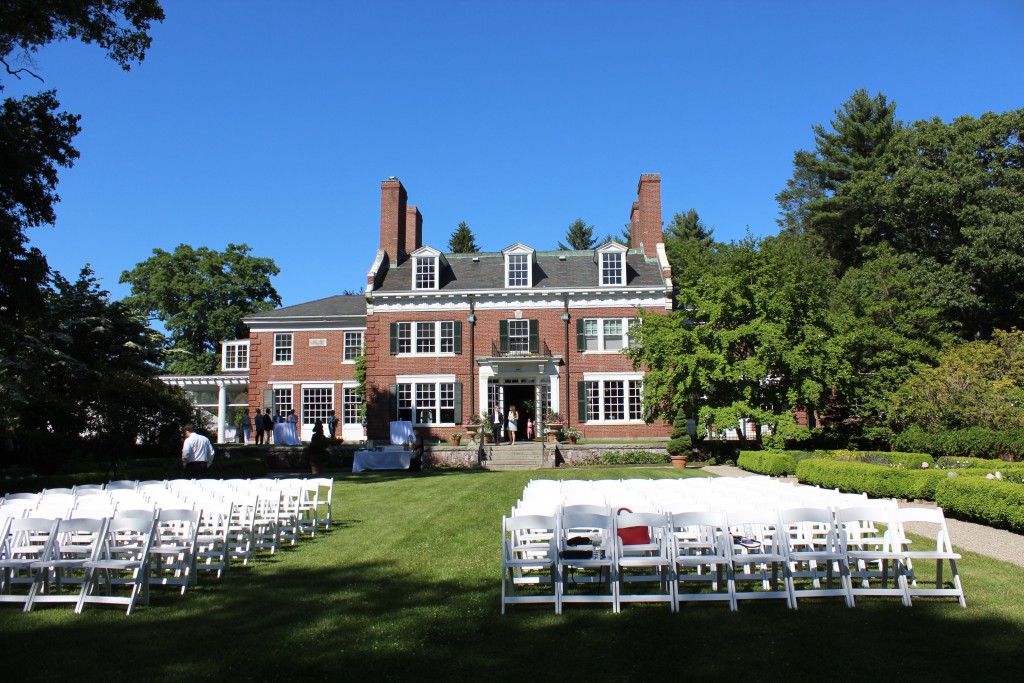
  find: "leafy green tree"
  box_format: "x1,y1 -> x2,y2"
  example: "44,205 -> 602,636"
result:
776,89 -> 900,270
665,209 -> 714,246
120,243 -> 281,374
558,218 -> 596,250
889,330 -> 1024,432
447,221 -> 479,253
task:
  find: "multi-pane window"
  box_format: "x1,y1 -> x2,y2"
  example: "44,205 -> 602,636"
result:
508,320 -> 530,353
582,378 -> 643,422
274,333 -> 293,363
343,331 -> 364,361
603,319 -> 624,350
302,387 -> 332,425
342,387 -> 362,425
223,341 -> 249,371
391,321 -> 459,355
507,253 -> 530,287
396,322 -> 412,354
273,388 -> 292,419
414,257 -> 436,289
579,318 -> 637,352
416,322 -> 436,353
396,381 -> 458,425
601,251 -> 624,285
440,321 -> 455,353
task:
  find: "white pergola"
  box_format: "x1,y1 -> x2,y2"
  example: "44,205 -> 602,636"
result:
160,374 -> 249,444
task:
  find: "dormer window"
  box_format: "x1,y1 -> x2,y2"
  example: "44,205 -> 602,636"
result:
502,243 -> 535,288
410,246 -> 443,291
596,241 -> 628,287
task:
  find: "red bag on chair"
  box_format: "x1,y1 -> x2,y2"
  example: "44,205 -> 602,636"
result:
616,507 -> 651,545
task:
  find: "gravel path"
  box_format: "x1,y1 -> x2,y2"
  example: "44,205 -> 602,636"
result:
700,465 -> 1024,567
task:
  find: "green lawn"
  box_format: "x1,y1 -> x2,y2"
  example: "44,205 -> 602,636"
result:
2,467 -> 1021,681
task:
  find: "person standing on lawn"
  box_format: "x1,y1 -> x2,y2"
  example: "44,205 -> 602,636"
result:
182,423 -> 215,477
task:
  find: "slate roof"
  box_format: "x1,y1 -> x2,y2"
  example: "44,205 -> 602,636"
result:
374,249 -> 667,294
244,294 -> 366,322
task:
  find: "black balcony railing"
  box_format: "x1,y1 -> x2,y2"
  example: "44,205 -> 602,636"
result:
490,338 -> 552,358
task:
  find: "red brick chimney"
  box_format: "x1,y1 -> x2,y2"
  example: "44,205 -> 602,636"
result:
380,177 -> 408,263
632,173 -> 662,258
405,205 -> 422,256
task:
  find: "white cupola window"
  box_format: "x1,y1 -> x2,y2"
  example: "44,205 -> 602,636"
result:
410,246 -> 443,291
502,243 -> 535,288
596,241 -> 628,287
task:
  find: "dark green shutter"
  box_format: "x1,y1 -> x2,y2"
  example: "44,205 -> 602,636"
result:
453,321 -> 462,354
528,319 -> 539,353
454,383 -> 462,424
499,319 -> 509,353
389,383 -> 398,420
389,322 -> 399,355
576,318 -> 585,352
577,381 -> 588,423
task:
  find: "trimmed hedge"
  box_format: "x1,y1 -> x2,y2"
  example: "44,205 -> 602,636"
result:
795,459 -> 946,500
935,478 -> 1024,533
600,450 -> 669,466
829,450 -> 934,469
893,426 -> 1024,460
737,451 -> 796,476
936,456 -> 1024,471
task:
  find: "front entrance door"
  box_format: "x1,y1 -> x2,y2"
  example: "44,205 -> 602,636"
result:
502,384 -> 534,443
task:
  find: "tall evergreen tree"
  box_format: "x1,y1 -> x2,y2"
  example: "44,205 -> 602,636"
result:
447,221 -> 479,253
558,218 -> 596,250
665,209 -> 714,246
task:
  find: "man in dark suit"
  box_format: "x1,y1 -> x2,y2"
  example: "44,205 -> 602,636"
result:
491,403 -> 504,445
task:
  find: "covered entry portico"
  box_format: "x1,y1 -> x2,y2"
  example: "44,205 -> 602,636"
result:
477,355 -> 560,441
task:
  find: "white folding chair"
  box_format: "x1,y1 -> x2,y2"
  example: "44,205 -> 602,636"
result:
836,506 -> 910,606
892,507 -> 966,608
556,511 -> 617,614
501,514 -> 558,613
0,517 -> 58,607
725,509 -> 793,610
614,511 -> 674,611
779,507 -> 854,608
670,510 -> 732,610
25,517 -> 107,612
78,515 -> 157,615
150,508 -> 202,595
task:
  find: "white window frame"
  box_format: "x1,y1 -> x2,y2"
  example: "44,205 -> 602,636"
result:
395,374 -> 457,426
343,331 -> 364,362
273,333 -> 293,365
273,387 -> 293,418
596,242 -> 628,287
413,255 -> 438,290
582,373 -> 645,424
222,340 -> 250,371
508,319 -> 530,353
396,320 -> 457,357
342,386 -> 362,425
502,244 -> 535,289
581,317 -> 637,352
301,386 -> 333,425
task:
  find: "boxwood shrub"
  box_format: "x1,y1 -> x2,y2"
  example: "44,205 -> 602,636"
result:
795,459 -> 946,500
935,477 -> 1024,533
599,450 -> 669,466
892,426 -> 1024,460
737,451 -> 796,476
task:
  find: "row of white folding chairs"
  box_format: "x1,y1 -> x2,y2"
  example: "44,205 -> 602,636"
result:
503,503 -> 965,614
0,508 -> 204,615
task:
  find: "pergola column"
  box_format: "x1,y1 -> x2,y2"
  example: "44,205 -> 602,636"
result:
217,382 -> 228,443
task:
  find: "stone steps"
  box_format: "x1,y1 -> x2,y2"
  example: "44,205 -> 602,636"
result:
481,442 -> 546,471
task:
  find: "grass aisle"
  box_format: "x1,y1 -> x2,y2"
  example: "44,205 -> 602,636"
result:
1,467 -> 1021,681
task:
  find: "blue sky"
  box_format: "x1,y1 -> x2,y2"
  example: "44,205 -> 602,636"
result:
10,0 -> 1024,307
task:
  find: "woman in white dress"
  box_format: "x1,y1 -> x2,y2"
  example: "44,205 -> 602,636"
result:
506,405 -> 519,445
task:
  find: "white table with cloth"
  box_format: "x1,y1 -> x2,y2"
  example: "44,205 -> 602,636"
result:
352,448 -> 412,473
272,422 -> 301,446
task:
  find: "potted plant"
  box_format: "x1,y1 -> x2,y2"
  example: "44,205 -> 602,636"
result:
666,410 -> 690,468
564,427 -> 581,445
481,420 -> 494,444
462,417 -> 481,442
543,411 -> 565,443
450,431 -> 462,446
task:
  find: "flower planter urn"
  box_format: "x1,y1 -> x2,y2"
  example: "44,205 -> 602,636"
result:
670,455 -> 689,469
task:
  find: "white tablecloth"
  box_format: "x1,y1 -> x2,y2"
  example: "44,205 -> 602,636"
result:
390,421 -> 415,445
353,449 -> 412,472
272,423 -> 301,446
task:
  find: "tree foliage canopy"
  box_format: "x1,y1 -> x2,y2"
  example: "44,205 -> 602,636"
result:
120,243 -> 281,375
447,221 -> 479,253
558,218 -> 596,250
